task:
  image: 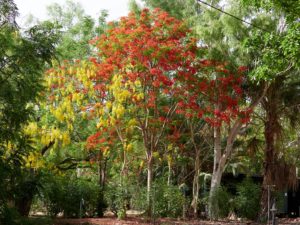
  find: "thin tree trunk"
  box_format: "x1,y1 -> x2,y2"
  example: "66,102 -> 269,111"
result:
167,160 -> 172,187
191,147 -> 201,218
208,126 -> 222,219
208,120 -> 243,219
190,121 -> 201,218
97,153 -> 107,217
146,152 -> 153,217
167,159 -> 172,212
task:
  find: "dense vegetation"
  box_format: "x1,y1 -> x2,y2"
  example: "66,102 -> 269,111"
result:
0,0 -> 299,224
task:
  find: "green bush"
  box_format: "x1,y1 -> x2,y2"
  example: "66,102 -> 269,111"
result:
151,181 -> 186,218
0,204 -> 53,225
104,178 -> 133,218
129,179 -> 186,218
209,186 -> 233,218
235,178 -> 261,219
105,177 -> 186,218
20,217 -> 53,225
128,183 -> 147,212
42,175 -> 99,218
0,205 -> 21,225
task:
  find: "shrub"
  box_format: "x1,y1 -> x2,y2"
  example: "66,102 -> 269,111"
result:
0,205 -> 20,225
151,181 -> 186,218
105,176 -> 187,218
235,178 -> 261,219
131,178 -> 186,218
42,175 -> 99,218
104,182 -> 130,218
210,186 -> 233,218
20,217 -> 53,225
105,177 -> 187,218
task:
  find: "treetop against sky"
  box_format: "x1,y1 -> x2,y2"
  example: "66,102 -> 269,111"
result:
15,0 -> 144,25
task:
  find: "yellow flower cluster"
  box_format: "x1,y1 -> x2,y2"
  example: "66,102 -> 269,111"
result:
123,143 -> 133,151
24,151 -> 45,169
24,122 -> 38,136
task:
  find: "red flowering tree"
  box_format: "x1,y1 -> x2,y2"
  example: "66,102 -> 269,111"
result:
168,59 -> 254,217
46,8 -> 261,218
188,62 -> 265,219
87,8 -> 201,214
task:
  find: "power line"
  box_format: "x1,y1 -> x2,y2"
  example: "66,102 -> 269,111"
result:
196,0 -> 271,33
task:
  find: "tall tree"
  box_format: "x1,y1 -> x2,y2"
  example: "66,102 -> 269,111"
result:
242,0 -> 300,218
143,0 -> 268,218
0,0 -> 58,218
46,0 -> 107,60
26,0 -> 108,61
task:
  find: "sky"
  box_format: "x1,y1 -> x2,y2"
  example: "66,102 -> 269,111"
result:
14,0 -> 144,25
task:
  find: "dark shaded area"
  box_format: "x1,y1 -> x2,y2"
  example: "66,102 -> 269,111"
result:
288,185 -> 300,217
221,173 -> 300,218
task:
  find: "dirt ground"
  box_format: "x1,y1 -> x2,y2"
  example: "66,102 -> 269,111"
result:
54,217 -> 300,225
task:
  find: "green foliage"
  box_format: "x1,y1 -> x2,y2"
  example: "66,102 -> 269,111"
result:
19,217 -> 53,225
242,0 -> 300,21
0,203 -> 52,225
105,181 -> 131,218
0,141 -> 46,217
105,176 -> 186,218
209,186 -> 233,218
0,205 -> 20,225
242,0 -> 300,80
0,15 -> 58,216
0,23 -> 58,142
42,175 -> 99,218
282,23 -> 300,67
128,0 -> 142,15
151,181 -> 186,218
0,6 -> 59,219
130,179 -> 186,218
143,0 -> 198,20
42,0 -> 108,60
234,178 -> 261,219
0,0 -> 18,27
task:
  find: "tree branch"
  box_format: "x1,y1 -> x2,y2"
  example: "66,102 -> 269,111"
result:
41,141 -> 55,155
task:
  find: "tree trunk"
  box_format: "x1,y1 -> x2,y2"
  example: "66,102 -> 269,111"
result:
15,168 -> 36,217
97,154 -> 107,217
14,144 -> 56,217
207,84 -> 267,219
167,160 -> 172,212
146,153 -> 153,217
16,194 -> 33,217
208,126 -> 222,219
167,161 -> 172,187
191,148 -> 201,218
208,120 -> 242,219
120,148 -> 128,219
259,79 -> 282,220
209,166 -> 223,219
260,120 -> 276,219
260,92 -> 278,220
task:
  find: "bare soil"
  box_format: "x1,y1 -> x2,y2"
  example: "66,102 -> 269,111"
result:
54,217 -> 300,225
